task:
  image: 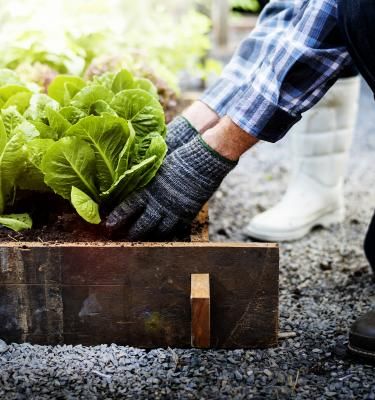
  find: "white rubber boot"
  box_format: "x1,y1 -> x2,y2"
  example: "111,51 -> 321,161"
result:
245,76 -> 361,241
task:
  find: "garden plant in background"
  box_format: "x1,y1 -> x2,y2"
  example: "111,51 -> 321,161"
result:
0,0 -> 220,102
0,68 -> 167,232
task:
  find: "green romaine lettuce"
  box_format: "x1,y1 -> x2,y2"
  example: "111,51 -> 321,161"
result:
48,75 -> 86,106
65,115 -> 131,192
110,89 -> 165,139
71,186 -> 101,224
0,119 -> 28,214
0,214 -> 32,232
41,136 -> 99,201
0,68 -> 168,231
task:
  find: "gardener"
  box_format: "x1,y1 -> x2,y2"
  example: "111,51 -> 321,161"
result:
107,0 -> 375,361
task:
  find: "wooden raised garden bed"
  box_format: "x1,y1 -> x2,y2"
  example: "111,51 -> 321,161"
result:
0,207 -> 279,349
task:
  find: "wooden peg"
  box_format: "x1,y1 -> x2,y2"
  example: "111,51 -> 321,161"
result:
191,273 -> 210,348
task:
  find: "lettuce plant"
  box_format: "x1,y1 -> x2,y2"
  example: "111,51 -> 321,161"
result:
0,68 -> 167,231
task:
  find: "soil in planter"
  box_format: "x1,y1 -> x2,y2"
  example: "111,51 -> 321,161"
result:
0,192 -> 198,243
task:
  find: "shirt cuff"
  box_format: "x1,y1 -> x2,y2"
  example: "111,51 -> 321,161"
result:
200,78 -> 245,117
226,88 -> 302,143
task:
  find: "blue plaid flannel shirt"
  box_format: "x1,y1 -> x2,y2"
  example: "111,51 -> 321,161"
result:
201,0 -> 355,142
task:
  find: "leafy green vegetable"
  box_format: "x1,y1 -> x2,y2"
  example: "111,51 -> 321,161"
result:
135,78 -> 158,98
0,68 -> 168,231
132,132 -> 167,189
111,69 -> 135,94
45,107 -> 72,138
65,115 -> 131,192
48,75 -> 86,106
71,85 -> 114,114
3,91 -> 32,113
41,136 -> 99,201
2,107 -> 40,140
71,186 -> 101,224
1,107 -> 24,135
59,106 -> 86,124
101,155 -> 157,203
18,138 -> 54,191
0,214 -> 32,232
111,89 -> 165,139
24,94 -> 59,121
0,119 -> 27,214
0,85 -> 30,104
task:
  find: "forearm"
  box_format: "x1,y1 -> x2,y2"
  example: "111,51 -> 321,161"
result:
181,104 -> 258,161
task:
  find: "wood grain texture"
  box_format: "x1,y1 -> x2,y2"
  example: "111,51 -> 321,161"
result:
0,242 -> 279,348
191,274 -> 210,348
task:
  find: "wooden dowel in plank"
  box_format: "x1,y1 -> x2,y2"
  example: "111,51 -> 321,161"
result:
191,273 -> 211,348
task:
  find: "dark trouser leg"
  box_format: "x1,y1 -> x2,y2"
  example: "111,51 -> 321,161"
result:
364,211 -> 375,274
337,0 -> 375,274
338,0 -> 375,361
337,0 -> 375,93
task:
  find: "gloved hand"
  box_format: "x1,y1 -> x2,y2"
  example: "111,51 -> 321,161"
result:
165,116 -> 199,154
106,135 -> 237,241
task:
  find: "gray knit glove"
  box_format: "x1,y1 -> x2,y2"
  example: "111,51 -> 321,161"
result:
166,116 -> 199,154
106,135 -> 237,241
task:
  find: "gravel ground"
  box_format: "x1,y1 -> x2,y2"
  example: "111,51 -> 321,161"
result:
1,80 -> 375,399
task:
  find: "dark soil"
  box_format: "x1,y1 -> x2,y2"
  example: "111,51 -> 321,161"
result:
0,192 -> 106,243
0,191 -> 194,243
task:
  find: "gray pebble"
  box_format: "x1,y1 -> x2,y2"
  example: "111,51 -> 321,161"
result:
0,339 -> 8,353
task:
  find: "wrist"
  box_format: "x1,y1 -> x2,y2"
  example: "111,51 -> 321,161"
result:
182,101 -> 220,133
173,135 -> 237,185
202,116 -> 258,161
197,135 -> 237,166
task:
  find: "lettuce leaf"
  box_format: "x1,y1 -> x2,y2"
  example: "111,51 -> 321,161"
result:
0,85 -> 31,104
110,89 -> 166,139
100,155 -> 157,204
2,107 -> 40,140
65,115 -> 131,192
24,94 -> 60,121
41,136 -> 99,202
111,69 -> 135,94
3,91 -> 32,114
135,78 -> 158,98
132,132 -> 167,189
59,106 -> 86,125
0,119 -> 27,213
48,75 -> 86,106
71,85 -> 114,114
18,139 -> 55,192
45,107 -> 72,138
71,186 -> 101,224
0,214 -> 32,232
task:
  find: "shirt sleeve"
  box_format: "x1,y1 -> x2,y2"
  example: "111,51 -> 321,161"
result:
201,0 -> 298,116
204,0 -> 356,143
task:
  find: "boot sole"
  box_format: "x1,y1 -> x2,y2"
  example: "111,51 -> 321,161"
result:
245,208 -> 345,242
348,344 -> 375,362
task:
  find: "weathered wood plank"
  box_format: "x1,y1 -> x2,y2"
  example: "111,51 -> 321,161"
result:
0,243 -> 279,348
191,274 -> 210,348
